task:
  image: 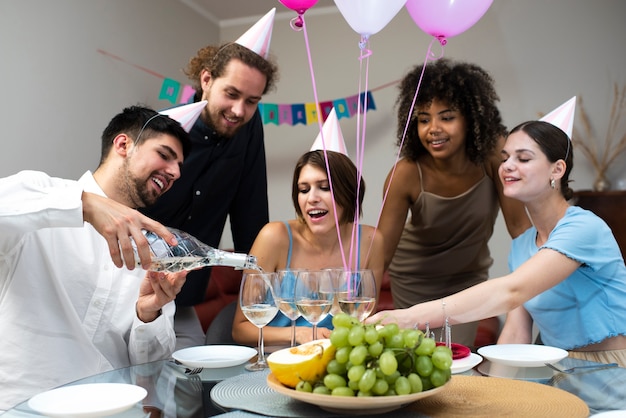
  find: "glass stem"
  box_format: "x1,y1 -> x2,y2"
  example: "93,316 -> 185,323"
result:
258,327 -> 266,364
290,319 -> 297,347
312,324 -> 318,341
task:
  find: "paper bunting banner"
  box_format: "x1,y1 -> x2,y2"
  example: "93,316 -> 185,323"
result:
158,78 -> 182,103
179,85 -> 196,104
158,77 -> 195,104
258,91 -> 376,126
157,77 -> 376,125
97,49 -> 386,126
96,50 -> 388,125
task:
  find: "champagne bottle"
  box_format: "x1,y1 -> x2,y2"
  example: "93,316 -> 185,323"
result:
134,227 -> 260,273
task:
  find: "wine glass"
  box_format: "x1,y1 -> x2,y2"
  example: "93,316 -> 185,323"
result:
271,269 -> 303,347
294,270 -> 334,340
337,269 -> 377,322
239,272 -> 278,371
323,267 -> 345,316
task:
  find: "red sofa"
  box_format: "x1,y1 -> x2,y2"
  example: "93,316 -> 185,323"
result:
194,266 -> 242,333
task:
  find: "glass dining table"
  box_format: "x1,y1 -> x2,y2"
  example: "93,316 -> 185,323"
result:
4,355 -> 626,417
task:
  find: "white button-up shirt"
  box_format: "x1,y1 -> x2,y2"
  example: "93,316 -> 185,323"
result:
0,170 -> 176,411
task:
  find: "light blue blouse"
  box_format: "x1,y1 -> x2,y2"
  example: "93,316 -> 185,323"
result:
510,206 -> 626,350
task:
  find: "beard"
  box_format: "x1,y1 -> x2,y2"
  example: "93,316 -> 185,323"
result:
200,91 -> 245,138
201,108 -> 242,139
121,160 -> 159,208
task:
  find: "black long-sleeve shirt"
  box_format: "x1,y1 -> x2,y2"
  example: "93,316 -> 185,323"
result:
142,108 -> 269,306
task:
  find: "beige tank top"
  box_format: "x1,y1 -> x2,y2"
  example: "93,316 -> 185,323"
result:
388,162 -> 499,308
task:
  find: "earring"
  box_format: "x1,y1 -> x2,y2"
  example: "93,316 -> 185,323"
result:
550,178 -> 556,189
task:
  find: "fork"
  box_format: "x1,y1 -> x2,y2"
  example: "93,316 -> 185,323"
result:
166,361 -> 204,391
185,367 -> 204,375
545,362 -> 618,374
184,367 -> 204,392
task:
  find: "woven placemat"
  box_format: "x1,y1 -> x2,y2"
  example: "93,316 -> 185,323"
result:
210,369 -> 329,417
408,375 -> 589,417
210,370 -> 429,417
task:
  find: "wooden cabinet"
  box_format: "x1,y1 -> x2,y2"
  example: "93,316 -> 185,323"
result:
572,190 -> 626,259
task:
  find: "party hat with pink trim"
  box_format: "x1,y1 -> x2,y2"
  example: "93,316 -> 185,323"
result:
310,108 -> 349,156
235,8 -> 275,59
159,100 -> 206,133
540,96 -> 576,139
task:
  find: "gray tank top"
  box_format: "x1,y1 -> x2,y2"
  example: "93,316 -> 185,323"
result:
388,162 -> 499,308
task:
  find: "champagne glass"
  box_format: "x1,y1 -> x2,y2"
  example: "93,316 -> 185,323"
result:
271,269 -> 303,347
337,269 -> 377,322
294,270 -> 334,340
239,272 -> 278,371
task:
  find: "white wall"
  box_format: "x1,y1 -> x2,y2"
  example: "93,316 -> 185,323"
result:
2,1 -> 625,278
0,0 -> 215,178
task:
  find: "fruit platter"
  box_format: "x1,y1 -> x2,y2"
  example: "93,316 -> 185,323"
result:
266,313 -> 452,414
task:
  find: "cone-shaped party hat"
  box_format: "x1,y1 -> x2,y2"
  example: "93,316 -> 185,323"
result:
540,96 -> 576,139
234,8 -> 275,59
159,100 -> 206,132
310,108 -> 348,156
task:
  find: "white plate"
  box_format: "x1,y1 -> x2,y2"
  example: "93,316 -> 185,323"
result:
451,353 -> 483,374
477,344 -> 568,367
477,360 -> 555,380
28,383 -> 146,418
266,373 -> 448,415
590,411 -> 626,417
173,345 -> 257,368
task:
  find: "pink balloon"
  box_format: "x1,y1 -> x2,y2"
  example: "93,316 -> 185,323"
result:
406,0 -> 493,43
278,0 -> 319,14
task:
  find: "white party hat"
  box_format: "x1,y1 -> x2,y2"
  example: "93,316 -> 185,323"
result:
159,100 -> 206,132
234,8 -> 275,59
540,96 -> 576,139
310,108 -> 348,156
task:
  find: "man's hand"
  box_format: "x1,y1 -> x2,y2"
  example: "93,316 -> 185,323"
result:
136,270 -> 188,323
81,192 -> 177,269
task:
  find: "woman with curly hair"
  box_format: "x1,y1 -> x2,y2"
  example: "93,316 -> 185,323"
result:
378,59 -> 531,346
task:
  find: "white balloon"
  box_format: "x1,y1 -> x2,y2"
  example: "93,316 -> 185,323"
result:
334,0 -> 407,37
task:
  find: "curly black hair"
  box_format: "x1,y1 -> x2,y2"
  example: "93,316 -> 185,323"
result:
395,58 -> 507,164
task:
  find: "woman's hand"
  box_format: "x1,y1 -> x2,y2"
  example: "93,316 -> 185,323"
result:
295,326 -> 331,344
365,308 -> 417,329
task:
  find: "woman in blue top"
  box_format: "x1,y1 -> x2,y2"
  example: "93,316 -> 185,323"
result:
233,150 -> 385,346
368,121 -> 626,366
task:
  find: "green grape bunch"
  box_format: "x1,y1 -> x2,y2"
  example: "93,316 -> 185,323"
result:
295,313 -> 453,397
